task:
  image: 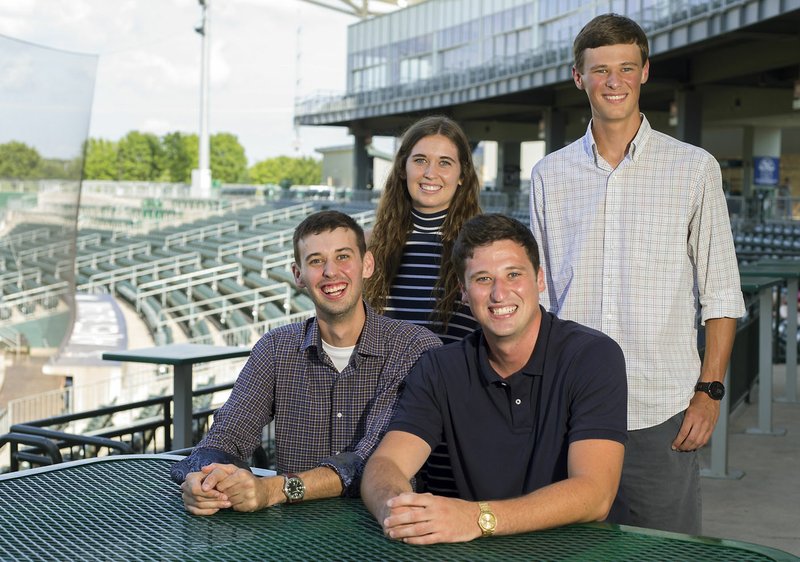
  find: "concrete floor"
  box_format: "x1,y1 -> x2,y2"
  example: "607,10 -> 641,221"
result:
700,364 -> 800,557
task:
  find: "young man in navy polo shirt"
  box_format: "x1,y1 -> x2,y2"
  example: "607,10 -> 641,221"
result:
361,214 -> 627,544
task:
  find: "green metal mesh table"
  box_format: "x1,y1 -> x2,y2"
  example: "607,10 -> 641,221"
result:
0,456 -> 796,561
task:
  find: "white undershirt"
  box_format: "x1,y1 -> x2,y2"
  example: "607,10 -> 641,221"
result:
321,339 -> 355,372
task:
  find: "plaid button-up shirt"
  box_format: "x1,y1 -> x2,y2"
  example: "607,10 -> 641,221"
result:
531,115 -> 744,430
194,302 -> 441,495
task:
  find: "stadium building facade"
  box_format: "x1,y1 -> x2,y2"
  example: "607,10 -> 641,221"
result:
295,0 -> 800,202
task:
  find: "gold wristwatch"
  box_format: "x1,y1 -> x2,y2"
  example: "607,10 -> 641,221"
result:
477,501 -> 497,537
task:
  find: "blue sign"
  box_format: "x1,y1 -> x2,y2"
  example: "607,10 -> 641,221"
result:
753,156 -> 780,186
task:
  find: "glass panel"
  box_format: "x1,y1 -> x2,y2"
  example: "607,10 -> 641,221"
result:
0,34 -> 97,360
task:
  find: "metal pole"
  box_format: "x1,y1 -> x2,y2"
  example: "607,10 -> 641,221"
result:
192,0 -> 212,198
779,278 -> 798,402
701,365 -> 743,479
172,363 -> 194,450
747,286 -> 787,435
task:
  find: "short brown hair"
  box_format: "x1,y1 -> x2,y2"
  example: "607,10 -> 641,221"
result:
573,13 -> 649,73
293,210 -> 366,264
453,214 -> 540,283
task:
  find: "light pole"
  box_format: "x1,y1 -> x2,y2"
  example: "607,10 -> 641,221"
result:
192,0 -> 212,198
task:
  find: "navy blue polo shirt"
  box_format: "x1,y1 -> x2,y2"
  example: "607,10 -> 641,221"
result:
389,307 -> 627,502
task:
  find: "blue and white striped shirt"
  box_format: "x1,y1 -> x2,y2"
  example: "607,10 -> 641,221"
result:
384,209 -> 477,344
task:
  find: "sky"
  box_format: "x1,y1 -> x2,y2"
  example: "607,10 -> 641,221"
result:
0,0 -> 378,164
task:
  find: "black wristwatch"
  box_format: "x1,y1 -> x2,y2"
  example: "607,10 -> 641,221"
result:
282,473 -> 305,503
695,381 -> 725,400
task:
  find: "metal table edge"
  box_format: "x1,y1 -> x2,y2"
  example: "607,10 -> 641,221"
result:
0,454 -> 276,482
581,521 -> 800,561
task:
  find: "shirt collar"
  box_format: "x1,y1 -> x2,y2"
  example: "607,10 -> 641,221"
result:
583,113 -> 652,165
476,306 -> 551,384
300,300 -> 383,358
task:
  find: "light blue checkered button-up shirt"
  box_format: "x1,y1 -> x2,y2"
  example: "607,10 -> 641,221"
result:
531,115 -> 745,430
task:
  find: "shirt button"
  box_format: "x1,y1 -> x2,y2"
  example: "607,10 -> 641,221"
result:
336,412 -> 343,418
515,399 -> 521,405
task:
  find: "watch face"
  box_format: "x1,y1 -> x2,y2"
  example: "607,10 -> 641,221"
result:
284,477 -> 305,501
708,381 -> 725,400
479,512 -> 497,532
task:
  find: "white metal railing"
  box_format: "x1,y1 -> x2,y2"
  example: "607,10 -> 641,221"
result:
350,209 -> 377,229
195,323 -> 257,347
16,233 -> 102,262
0,269 -> 42,292
257,310 -> 315,332
56,242 -> 152,277
77,253 -> 202,294
135,262 -> 243,306
261,249 -> 294,278
82,180 -> 192,199
163,220 -> 239,248
0,281 -> 69,316
225,197 -> 261,214
204,310 -> 316,347
157,282 -> 292,328
0,226 -> 60,250
250,202 -> 314,228
217,228 -> 295,260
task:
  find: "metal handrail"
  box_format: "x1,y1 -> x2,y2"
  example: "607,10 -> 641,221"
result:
0,433 -> 63,471
1,382 -> 238,473
10,425 -> 135,454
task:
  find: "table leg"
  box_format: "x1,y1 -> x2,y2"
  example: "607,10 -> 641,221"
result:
701,365 -> 743,479
746,287 -> 786,436
173,364 -> 194,449
776,278 -> 798,403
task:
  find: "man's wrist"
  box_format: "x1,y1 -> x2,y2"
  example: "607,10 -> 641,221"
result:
264,475 -> 287,507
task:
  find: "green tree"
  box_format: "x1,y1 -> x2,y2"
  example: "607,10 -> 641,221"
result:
117,131 -> 163,181
210,133 -> 247,183
161,132 -> 198,183
38,157 -> 82,180
291,156 -> 323,185
83,138 -> 118,180
0,141 -> 41,179
249,155 -> 321,186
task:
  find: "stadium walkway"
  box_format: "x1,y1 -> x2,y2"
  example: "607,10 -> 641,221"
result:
700,363 -> 800,556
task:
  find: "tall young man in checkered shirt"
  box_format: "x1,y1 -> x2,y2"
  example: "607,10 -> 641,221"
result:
172,210 -> 440,515
530,14 -> 744,534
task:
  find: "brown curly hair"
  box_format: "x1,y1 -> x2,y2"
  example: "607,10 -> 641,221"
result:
365,115 -> 481,331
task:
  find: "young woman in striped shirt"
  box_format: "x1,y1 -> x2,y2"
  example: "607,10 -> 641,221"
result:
366,115 -> 482,496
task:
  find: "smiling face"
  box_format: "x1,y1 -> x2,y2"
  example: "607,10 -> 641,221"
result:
291,227 -> 374,324
461,239 -> 545,347
573,43 -> 649,129
404,133 -> 462,214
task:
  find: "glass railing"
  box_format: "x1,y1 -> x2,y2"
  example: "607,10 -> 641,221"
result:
0,34 -> 97,351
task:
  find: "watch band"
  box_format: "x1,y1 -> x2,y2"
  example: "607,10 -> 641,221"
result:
695,381 -> 725,400
477,501 -> 497,537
